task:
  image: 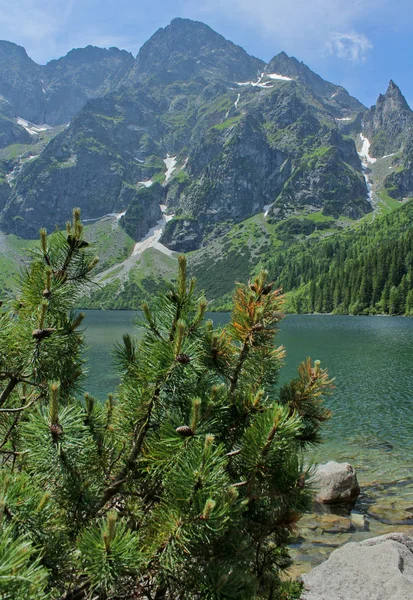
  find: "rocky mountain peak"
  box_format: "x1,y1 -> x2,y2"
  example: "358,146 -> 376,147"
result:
264,52 -> 364,113
0,40 -> 31,59
0,40 -> 44,123
379,79 -> 411,112
364,80 -> 413,156
132,17 -> 263,85
0,40 -> 135,126
47,45 -> 134,67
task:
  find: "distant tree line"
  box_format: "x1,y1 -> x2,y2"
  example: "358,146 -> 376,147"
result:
266,201 -> 413,315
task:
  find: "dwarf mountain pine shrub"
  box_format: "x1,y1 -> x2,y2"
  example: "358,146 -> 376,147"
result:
0,209 -> 332,599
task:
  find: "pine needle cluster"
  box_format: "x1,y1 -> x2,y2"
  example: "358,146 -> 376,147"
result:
0,211 -> 333,599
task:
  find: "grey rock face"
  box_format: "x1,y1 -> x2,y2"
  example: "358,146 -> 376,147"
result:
179,114 -> 289,244
302,533 -> 413,600
0,41 -> 44,124
160,216 -> 203,252
363,80 -> 413,157
0,180 -> 10,212
272,144 -> 369,221
1,88 -> 164,238
120,184 -> 163,241
313,461 -> 360,504
42,46 -> 135,125
0,114 -> 32,148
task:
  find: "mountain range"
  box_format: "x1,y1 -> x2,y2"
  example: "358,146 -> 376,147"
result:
0,18 -> 412,312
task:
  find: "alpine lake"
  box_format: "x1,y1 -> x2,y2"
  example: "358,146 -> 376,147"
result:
82,311 -> 413,576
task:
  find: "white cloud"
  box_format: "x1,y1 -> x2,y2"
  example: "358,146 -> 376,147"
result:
193,0 -> 379,61
328,32 -> 373,63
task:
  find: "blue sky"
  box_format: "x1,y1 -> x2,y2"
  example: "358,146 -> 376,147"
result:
0,0 -> 411,108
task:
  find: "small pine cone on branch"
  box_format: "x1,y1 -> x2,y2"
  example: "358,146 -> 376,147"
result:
176,426 -> 194,437
176,353 -> 191,364
50,423 -> 63,439
32,328 -> 56,340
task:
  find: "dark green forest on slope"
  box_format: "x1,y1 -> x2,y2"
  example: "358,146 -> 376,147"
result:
267,201 -> 413,316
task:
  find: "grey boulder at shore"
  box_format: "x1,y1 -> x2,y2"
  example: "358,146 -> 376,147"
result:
314,461 -> 360,504
301,532 -> 413,600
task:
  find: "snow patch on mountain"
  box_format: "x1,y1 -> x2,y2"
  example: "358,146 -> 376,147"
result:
138,180 -> 154,188
358,134 -> 377,207
266,73 -> 293,81
16,117 -> 52,135
132,204 -> 174,257
163,155 -> 177,182
359,134 -> 377,164
236,72 -> 291,89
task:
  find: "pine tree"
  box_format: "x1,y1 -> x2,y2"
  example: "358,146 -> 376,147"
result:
0,211 -> 332,599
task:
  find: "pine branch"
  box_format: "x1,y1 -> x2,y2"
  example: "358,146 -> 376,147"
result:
98,366 -> 175,510
0,377 -> 18,408
229,337 -> 250,397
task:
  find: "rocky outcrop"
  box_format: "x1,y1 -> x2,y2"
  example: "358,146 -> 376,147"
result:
363,81 -> 413,157
301,533 -> 413,600
0,89 -> 164,238
0,114 -> 32,148
160,216 -> 203,252
385,168 -> 413,200
0,180 -> 10,212
313,461 -> 360,504
178,114 -> 289,245
272,146 -> 369,220
120,184 -> 163,241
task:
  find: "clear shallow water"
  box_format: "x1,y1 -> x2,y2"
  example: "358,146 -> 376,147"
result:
83,311 -> 413,486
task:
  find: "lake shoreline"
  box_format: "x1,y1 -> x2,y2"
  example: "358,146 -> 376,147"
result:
78,306 -> 413,317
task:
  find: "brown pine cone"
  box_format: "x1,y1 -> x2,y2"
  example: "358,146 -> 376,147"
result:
176,426 -> 194,437
32,328 -> 56,340
176,353 -> 191,364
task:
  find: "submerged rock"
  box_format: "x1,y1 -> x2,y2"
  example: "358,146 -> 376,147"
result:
314,461 -> 360,504
301,532 -> 413,600
367,500 -> 413,526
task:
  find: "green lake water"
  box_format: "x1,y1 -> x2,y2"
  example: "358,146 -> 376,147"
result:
83,311 -> 413,487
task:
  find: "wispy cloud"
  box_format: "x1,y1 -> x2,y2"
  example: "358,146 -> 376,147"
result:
328,32 -> 373,63
193,0 -> 379,61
